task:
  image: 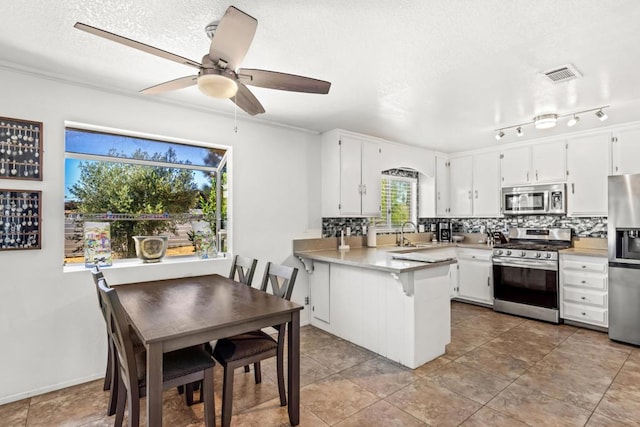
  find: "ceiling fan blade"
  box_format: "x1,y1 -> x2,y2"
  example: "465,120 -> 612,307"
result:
237,69 -> 331,94
231,83 -> 265,116
208,6 -> 257,71
140,75 -> 198,95
74,22 -> 201,69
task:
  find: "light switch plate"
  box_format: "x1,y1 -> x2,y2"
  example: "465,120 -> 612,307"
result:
418,224 -> 425,232
346,227 -> 351,236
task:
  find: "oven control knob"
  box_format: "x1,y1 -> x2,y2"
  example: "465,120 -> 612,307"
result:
506,250 -> 512,256
495,249 -> 503,255
536,253 -> 541,258
545,253 -> 552,258
521,251 -> 527,257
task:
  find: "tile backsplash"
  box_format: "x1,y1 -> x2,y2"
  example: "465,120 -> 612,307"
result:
322,216 -> 607,238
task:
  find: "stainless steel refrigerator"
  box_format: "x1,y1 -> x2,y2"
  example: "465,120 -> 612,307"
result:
608,173 -> 640,345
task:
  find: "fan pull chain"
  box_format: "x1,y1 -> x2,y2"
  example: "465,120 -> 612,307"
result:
233,96 -> 238,133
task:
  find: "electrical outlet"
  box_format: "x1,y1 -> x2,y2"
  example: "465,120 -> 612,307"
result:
346,227 -> 351,236
362,225 -> 367,235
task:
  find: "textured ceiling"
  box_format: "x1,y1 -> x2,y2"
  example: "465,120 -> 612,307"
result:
2,1 -> 640,152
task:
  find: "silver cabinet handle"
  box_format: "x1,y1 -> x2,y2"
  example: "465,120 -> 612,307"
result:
468,190 -> 472,199
581,312 -> 586,316
487,277 -> 490,287
527,172 -> 529,181
572,183 -> 575,194
581,296 -> 586,300
536,170 -> 538,181
362,184 -> 367,195
581,280 -> 586,284
582,265 -> 586,268
437,192 -> 441,200
474,190 -> 478,199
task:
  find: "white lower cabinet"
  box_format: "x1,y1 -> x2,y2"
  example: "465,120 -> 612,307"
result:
560,254 -> 608,328
309,262 -> 330,325
455,248 -> 493,306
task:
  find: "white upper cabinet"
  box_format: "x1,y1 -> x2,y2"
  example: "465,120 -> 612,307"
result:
321,131 -> 381,217
472,151 -> 501,217
435,156 -> 450,216
612,127 -> 640,175
449,152 -> 501,217
566,133 -> 610,217
449,156 -> 473,216
500,141 -> 566,186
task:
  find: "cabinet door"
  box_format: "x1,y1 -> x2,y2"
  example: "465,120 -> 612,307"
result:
339,136 -> 364,215
567,134 -> 610,216
472,151 -> 501,217
449,156 -> 473,216
612,128 -> 640,175
457,258 -> 492,304
435,156 -> 450,216
309,262 -> 330,324
532,141 -> 566,183
500,146 -> 531,186
361,141 -> 382,216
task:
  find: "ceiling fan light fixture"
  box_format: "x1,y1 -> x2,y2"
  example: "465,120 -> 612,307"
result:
197,73 -> 238,99
533,114 -> 558,129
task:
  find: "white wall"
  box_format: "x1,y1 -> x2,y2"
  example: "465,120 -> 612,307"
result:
0,67 -> 321,404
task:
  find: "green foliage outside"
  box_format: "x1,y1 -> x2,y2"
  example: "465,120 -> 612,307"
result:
379,178 -> 411,228
69,148 -> 200,258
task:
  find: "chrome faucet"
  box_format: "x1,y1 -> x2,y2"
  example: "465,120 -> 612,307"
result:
399,221 -> 417,247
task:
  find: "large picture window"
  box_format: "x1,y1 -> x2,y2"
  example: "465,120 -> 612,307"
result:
377,170 -> 417,231
64,125 -> 229,265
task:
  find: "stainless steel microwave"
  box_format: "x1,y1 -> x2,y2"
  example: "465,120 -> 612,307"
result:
502,184 -> 566,215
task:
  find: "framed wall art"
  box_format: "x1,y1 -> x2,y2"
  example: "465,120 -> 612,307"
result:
0,190 -> 41,250
0,117 -> 42,180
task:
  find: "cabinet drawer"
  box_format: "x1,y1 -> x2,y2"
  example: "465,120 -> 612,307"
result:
563,271 -> 607,290
456,248 -> 492,262
562,302 -> 608,327
563,259 -> 607,274
563,287 -> 607,308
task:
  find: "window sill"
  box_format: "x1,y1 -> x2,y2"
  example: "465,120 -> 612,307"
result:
63,254 -> 229,274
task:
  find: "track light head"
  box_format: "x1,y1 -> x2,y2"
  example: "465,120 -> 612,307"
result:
567,115 -> 580,127
516,127 -> 523,137
495,130 -> 505,140
595,109 -> 608,121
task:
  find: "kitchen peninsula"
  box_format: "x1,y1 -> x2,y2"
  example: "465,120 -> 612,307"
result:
294,242 -> 456,369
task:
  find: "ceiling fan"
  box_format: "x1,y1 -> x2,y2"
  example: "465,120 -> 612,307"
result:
74,6 -> 331,116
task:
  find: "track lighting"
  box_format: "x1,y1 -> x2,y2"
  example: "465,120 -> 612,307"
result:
534,114 -> 558,129
595,109 -> 608,121
493,105 -> 609,140
567,115 -> 580,127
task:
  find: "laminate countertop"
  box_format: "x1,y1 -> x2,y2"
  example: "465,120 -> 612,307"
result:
294,245 -> 460,274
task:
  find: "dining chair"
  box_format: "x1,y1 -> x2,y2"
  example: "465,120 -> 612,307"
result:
96,277 -> 216,427
212,262 -> 298,427
228,254 -> 258,285
91,266 -> 118,416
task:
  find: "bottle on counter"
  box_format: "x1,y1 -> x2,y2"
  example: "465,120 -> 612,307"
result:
367,220 -> 377,247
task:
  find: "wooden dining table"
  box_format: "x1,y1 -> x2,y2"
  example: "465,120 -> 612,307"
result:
115,273 -> 303,426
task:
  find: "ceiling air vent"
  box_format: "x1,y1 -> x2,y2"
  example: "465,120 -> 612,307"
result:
542,64 -> 581,84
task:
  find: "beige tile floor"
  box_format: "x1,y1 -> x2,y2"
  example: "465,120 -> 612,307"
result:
2,301 -> 640,426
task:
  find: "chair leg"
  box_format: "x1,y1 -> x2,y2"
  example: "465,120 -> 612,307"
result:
177,385 -> 184,394
104,338 -> 112,391
128,388 -> 140,427
185,383 -> 194,406
253,362 -> 262,384
107,359 -> 119,416
243,365 -> 250,373
114,379 -> 126,427
276,348 -> 287,407
202,368 -> 215,427
222,366 -> 235,427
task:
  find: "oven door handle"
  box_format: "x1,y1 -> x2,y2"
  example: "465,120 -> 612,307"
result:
492,258 -> 558,271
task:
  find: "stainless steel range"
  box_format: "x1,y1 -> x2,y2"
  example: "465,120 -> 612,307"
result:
492,228 -> 572,323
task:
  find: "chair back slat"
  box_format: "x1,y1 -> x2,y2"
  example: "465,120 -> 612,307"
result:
229,255 -> 258,286
260,262 -> 298,301
96,278 -> 140,396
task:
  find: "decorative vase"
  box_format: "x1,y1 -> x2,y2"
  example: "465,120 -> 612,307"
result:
190,221 -> 217,259
132,235 -> 168,263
